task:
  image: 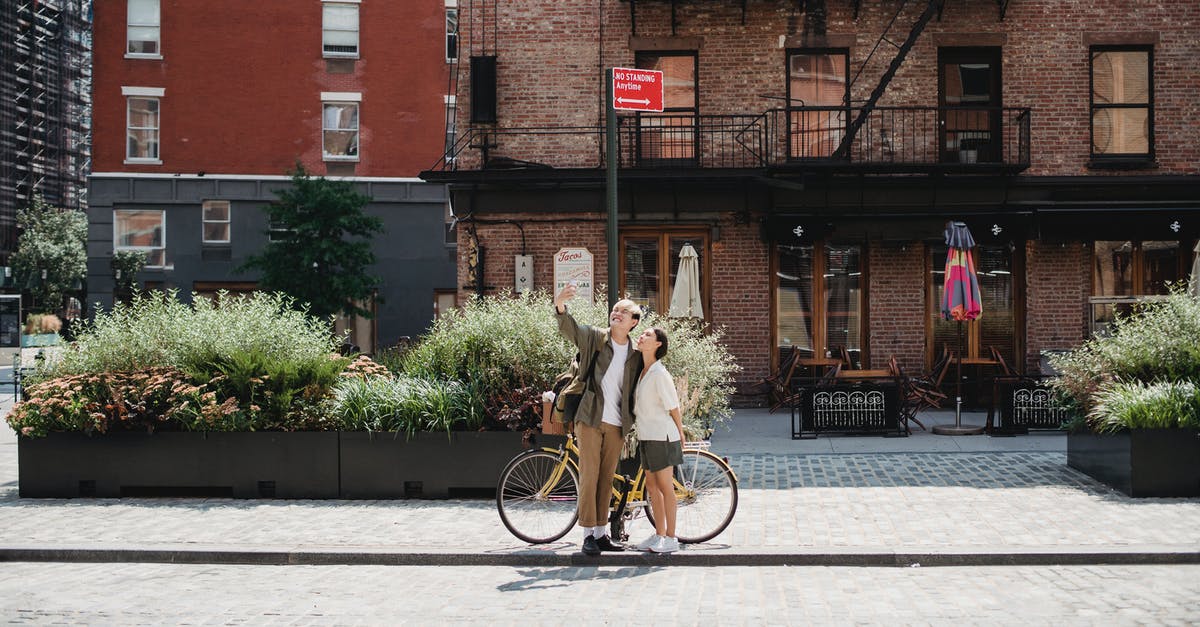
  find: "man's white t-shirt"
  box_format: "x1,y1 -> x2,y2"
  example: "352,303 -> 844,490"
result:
600,338 -> 628,427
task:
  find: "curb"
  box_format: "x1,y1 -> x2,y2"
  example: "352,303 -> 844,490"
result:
3,546 -> 1199,568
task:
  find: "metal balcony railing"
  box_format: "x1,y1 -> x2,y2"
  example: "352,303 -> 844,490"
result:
432,106 -> 1031,175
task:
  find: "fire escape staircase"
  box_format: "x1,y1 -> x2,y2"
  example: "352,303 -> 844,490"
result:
833,0 -> 944,160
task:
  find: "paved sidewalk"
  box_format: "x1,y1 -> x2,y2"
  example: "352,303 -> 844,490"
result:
1,392 -> 1198,567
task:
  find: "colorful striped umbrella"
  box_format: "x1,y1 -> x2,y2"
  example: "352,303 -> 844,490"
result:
941,222 -> 982,322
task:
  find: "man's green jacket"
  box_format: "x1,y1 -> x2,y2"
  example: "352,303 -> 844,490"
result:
555,307 -> 643,437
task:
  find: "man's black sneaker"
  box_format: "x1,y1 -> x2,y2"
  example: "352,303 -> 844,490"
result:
595,535 -> 626,552
582,534 -> 601,556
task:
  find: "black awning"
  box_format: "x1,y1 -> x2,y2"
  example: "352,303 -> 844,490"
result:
1037,208 -> 1200,242
763,213 -> 1033,244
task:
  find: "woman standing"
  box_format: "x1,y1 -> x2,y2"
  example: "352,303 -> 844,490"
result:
632,327 -> 686,553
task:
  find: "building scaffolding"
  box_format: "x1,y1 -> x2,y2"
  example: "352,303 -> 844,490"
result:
0,0 -> 92,260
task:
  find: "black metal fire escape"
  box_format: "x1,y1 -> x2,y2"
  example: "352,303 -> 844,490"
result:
833,0 -> 944,160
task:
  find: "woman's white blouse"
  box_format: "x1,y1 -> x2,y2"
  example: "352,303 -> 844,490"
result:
634,361 -> 681,442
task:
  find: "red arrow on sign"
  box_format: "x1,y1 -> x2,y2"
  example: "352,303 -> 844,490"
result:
612,67 -> 663,112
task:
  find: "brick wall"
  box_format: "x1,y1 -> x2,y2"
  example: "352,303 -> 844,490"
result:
1025,240 -> 1089,370
455,0 -> 1200,175
868,241 -> 928,372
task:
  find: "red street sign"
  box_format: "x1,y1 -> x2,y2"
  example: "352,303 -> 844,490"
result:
611,67 -> 664,112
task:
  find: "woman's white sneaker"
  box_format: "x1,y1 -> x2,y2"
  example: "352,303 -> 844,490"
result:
649,535 -> 680,553
636,534 -> 661,551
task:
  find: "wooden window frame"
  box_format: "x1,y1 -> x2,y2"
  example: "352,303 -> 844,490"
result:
618,226 -> 710,320
771,240 -> 870,369
1089,45 -> 1154,163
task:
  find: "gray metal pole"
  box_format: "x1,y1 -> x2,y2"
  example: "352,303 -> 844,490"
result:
605,68 -> 619,310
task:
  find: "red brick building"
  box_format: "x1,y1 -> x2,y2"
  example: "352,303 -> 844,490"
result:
88,0 -> 460,349
424,0 -> 1200,403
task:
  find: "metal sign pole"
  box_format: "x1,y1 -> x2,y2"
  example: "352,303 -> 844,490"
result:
605,68 -> 619,311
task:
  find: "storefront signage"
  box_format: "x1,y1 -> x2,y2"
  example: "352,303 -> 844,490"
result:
553,247 -> 594,303
611,67 -> 663,112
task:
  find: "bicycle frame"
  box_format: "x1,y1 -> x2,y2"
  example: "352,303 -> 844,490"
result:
536,432 -> 737,541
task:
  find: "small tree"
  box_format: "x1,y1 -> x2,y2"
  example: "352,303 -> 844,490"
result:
10,196 -> 87,315
240,164 -> 383,320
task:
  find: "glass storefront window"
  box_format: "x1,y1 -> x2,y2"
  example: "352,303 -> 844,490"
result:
930,244 -> 1013,363
776,243 -> 862,365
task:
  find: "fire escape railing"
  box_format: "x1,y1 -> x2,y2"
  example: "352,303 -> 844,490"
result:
433,106 -> 1031,174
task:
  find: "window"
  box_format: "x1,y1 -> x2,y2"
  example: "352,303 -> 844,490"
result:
620,229 -> 709,319
268,217 -> 292,242
1091,240 -> 1183,333
787,50 -> 849,158
123,88 -> 163,162
443,95 -> 457,165
127,0 -> 160,56
445,5 -> 458,62
929,244 -> 1015,366
1091,46 -> 1153,159
202,201 -> 231,244
434,289 -> 458,318
323,2 -> 359,58
321,96 -> 360,160
776,242 -> 864,367
635,52 -> 698,163
114,209 -> 165,267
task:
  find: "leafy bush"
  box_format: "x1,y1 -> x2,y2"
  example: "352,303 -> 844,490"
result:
330,375 -> 479,434
1088,380 -> 1200,433
399,288 -> 740,436
46,290 -> 342,378
1051,289 -> 1200,432
7,368 -> 201,437
8,291 -> 348,436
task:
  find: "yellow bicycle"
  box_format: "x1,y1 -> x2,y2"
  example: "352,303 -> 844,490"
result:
496,432 -> 738,544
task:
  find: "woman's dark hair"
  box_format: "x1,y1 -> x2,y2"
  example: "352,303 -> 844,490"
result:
652,327 -> 668,360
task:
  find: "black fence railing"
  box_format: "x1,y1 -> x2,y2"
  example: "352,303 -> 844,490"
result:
433,106 -> 1031,174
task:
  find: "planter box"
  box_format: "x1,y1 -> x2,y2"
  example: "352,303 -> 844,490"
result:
339,430 -> 565,499
1067,429 -> 1200,497
18,431 -> 340,498
18,430 -> 567,499
20,333 -> 60,348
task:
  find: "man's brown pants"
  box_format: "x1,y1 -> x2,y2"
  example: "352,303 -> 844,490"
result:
574,421 -> 623,529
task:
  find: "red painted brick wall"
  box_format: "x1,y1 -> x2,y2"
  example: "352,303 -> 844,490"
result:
93,1 -> 450,177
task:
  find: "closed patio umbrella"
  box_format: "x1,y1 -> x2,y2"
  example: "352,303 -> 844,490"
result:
669,244 -> 704,318
933,221 -> 985,435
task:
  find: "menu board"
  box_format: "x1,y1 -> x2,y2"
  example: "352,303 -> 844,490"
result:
553,248 -> 594,303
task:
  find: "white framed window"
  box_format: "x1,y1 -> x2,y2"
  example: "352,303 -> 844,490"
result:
446,5 -> 458,63
322,94 -> 360,161
322,2 -> 360,58
126,0 -> 161,57
123,87 -> 163,163
114,209 -> 166,268
202,201 -> 231,244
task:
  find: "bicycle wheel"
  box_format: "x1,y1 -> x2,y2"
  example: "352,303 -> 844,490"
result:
647,449 -> 737,544
496,450 -> 579,544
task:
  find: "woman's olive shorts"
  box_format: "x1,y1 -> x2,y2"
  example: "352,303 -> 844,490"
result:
639,439 -> 683,472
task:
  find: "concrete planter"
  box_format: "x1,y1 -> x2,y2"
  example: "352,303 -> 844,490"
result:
18,430 -> 565,499
339,430 -> 564,499
18,431 -> 340,498
1067,428 -> 1200,497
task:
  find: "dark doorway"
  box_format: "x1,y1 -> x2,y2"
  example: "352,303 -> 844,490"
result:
939,48 -> 1002,164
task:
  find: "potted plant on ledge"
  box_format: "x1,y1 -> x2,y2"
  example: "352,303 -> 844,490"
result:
1052,289 -> 1200,497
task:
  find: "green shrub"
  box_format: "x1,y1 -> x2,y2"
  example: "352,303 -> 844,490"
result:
1088,380 -> 1200,432
48,290 -> 341,378
330,375 -> 479,434
399,288 -> 740,436
1051,288 -> 1200,432
10,291 -> 348,436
